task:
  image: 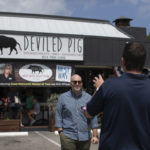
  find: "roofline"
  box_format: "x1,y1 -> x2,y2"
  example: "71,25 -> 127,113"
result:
0,30 -> 132,40
0,11 -> 110,24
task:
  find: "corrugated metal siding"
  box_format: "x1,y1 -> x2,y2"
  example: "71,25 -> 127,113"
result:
0,16 -> 131,39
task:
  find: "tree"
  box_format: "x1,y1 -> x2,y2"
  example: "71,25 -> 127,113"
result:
148,33 -> 150,40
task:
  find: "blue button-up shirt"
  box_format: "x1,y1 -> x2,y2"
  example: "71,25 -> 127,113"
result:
55,90 -> 98,141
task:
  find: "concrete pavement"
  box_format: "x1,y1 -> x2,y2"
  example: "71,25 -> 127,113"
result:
0,131 -> 99,150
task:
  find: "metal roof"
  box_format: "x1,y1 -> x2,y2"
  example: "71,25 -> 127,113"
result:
0,12 -> 131,39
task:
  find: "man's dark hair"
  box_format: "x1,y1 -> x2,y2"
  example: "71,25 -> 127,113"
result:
122,42 -> 147,71
33,96 -> 38,102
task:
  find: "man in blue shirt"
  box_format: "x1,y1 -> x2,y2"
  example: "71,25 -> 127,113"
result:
55,74 -> 99,150
85,42 -> 150,150
28,97 -> 40,126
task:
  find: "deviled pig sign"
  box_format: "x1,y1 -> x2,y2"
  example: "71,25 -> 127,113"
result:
0,34 -> 83,61
19,64 -> 53,82
0,63 -> 72,87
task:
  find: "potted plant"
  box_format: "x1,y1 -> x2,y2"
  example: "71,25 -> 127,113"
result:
47,93 -> 60,131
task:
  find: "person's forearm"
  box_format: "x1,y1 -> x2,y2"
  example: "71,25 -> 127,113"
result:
57,127 -> 63,131
85,110 -> 93,118
91,128 -> 99,144
84,90 -> 98,118
92,128 -> 98,137
57,128 -> 63,135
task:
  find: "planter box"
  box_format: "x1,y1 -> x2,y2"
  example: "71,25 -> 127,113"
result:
0,120 -> 20,132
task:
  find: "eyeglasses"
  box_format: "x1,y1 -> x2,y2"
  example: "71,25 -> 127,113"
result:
71,81 -> 82,85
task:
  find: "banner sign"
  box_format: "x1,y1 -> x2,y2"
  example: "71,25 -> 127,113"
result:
0,63 -> 72,87
56,65 -> 72,82
0,34 -> 83,61
19,64 -> 53,82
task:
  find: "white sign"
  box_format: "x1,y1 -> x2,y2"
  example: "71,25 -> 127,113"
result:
0,34 -> 83,61
56,65 -> 72,82
19,64 -> 53,82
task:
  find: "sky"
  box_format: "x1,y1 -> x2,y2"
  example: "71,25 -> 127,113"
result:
0,0 -> 149,34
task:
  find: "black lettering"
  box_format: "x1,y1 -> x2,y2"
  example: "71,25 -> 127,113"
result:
74,38 -> 75,52
36,36 -> 40,51
77,39 -> 82,53
52,37 -> 56,52
43,36 -> 45,51
31,36 -> 34,51
24,35 -> 29,51
68,38 -> 72,52
57,38 -> 62,52
47,36 -> 50,52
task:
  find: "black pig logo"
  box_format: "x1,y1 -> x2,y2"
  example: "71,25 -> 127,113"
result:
0,35 -> 22,55
28,65 -> 43,74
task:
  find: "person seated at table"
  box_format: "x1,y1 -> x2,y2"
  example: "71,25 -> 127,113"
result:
0,97 -> 6,119
15,96 -> 24,127
0,95 -> 10,119
7,88 -> 18,119
27,97 -> 40,126
25,91 -> 34,111
1,96 -> 8,109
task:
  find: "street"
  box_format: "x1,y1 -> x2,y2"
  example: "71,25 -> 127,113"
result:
0,131 -> 99,150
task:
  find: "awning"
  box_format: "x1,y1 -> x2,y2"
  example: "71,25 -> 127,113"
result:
0,12 -> 131,39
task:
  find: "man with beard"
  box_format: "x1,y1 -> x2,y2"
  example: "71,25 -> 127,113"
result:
55,74 -> 99,150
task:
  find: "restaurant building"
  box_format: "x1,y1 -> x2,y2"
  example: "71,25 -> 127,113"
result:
0,12 -> 149,130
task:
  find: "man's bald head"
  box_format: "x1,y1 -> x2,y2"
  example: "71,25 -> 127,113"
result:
70,74 -> 83,96
71,74 -> 82,82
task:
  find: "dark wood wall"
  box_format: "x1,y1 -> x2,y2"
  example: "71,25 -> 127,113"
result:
83,37 -> 150,67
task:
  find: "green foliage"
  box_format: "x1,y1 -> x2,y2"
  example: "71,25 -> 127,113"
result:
47,93 -> 61,115
148,33 -> 150,40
